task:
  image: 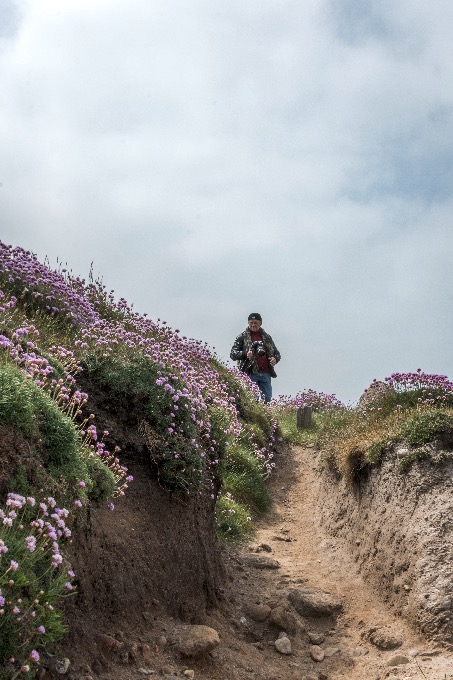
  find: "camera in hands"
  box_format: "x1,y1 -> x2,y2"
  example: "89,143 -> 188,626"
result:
251,340 -> 266,356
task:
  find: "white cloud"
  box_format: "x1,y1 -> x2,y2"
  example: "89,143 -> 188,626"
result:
1,0 -> 452,403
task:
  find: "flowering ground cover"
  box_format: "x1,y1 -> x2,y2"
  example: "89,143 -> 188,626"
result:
0,241 -> 277,675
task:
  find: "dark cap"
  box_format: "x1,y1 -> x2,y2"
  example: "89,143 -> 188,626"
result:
248,313 -> 262,322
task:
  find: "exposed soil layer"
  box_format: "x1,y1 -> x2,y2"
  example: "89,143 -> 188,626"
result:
319,445 -> 453,647
61,379 -> 225,665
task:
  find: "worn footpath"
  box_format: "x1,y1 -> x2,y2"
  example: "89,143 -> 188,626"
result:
222,444 -> 453,679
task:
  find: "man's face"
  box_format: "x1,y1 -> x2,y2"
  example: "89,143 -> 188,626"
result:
248,318 -> 262,332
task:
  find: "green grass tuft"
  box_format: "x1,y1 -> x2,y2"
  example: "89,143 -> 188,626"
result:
223,444 -> 271,513
400,409 -> 453,447
215,493 -> 254,542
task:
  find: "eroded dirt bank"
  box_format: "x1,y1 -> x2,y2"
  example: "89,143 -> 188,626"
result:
56,445 -> 453,680
319,446 -> 453,648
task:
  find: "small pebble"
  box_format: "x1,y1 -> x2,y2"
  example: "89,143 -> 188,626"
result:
310,644 -> 325,662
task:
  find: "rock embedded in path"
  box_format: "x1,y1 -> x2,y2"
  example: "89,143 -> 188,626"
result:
269,605 -> 299,635
366,627 -> 402,651
241,555 -> 281,570
174,625 -> 220,658
288,587 -> 343,618
244,603 -> 271,622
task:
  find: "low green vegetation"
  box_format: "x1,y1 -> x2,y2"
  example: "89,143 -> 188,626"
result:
273,372 -> 453,484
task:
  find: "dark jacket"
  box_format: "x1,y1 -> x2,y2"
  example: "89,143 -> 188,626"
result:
230,327 -> 281,378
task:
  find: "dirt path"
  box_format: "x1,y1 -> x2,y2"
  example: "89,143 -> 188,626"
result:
219,445 -> 453,680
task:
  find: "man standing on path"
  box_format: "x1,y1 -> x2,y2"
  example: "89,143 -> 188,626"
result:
230,312 -> 281,403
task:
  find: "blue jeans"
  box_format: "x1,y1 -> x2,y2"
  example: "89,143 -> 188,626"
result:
250,371 -> 272,403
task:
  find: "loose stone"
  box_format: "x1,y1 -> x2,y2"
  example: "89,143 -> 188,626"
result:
269,605 -> 299,635
244,603 -> 272,622
174,625 -> 220,658
55,659 -> 71,675
289,587 -> 343,618
367,627 -> 402,650
310,644 -> 325,662
95,632 -> 123,653
156,635 -> 168,652
274,635 -> 292,655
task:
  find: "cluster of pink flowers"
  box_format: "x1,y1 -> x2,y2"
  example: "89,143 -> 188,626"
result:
69,308 -> 247,489
0,287 -> 131,498
385,369 -> 453,399
0,239 -> 278,495
0,492 -> 78,670
271,388 -> 346,412
361,369 -> 453,411
0,241 -> 98,325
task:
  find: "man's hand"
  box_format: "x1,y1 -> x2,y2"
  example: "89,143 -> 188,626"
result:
269,357 -> 277,366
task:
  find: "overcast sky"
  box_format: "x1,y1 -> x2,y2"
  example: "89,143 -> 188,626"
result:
1,0 -> 452,405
